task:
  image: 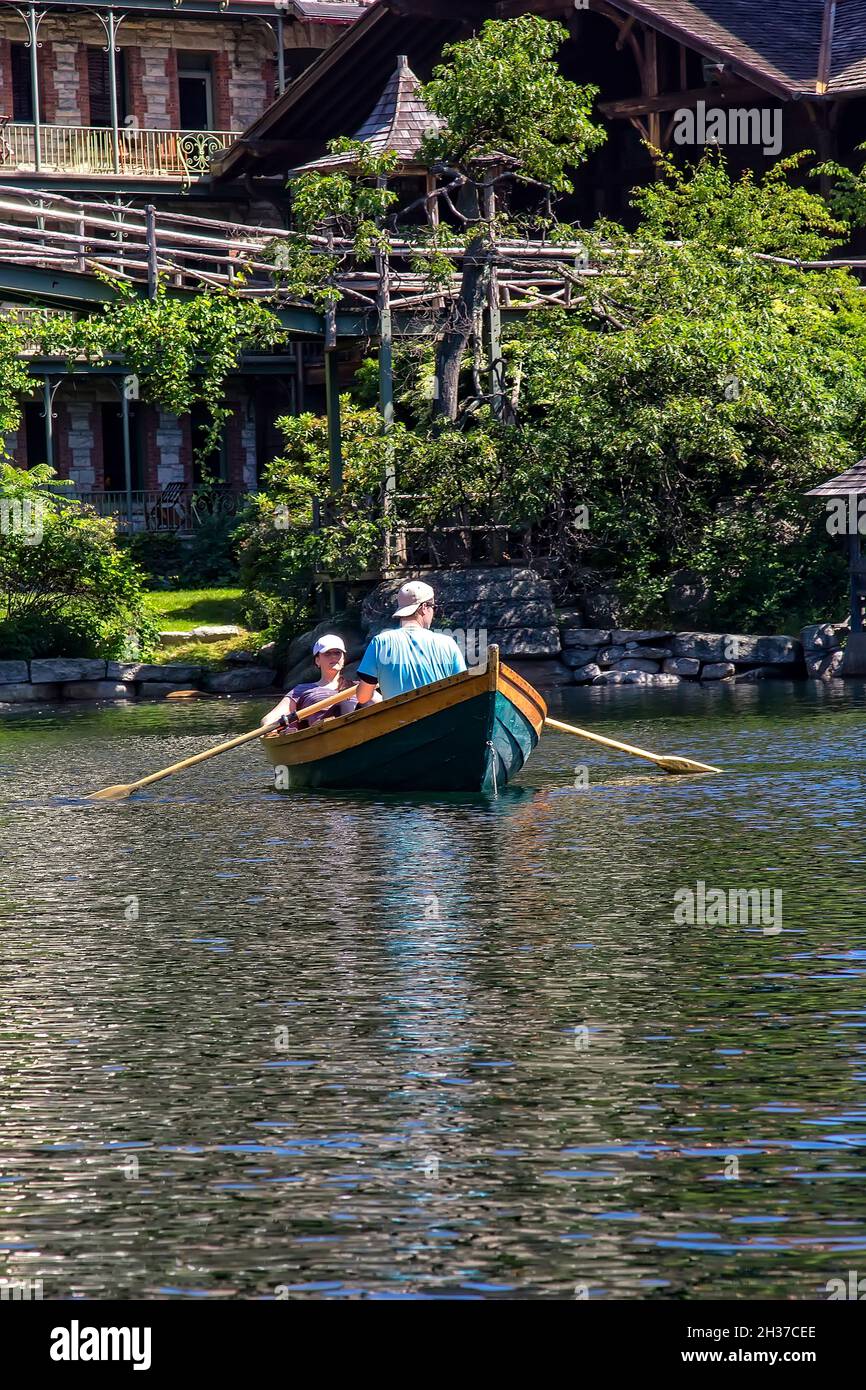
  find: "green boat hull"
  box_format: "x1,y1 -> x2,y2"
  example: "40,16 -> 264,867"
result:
271,687 -> 539,793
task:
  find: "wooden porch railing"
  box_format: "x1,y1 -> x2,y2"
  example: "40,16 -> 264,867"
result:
68,487 -> 248,534
0,125 -> 241,186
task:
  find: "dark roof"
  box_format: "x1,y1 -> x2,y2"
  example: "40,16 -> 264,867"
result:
806,460 -> 866,495
605,0 -> 866,97
213,0 -> 866,182
290,55 -> 442,174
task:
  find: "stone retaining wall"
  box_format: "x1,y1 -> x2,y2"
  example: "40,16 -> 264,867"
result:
0,658 -> 279,706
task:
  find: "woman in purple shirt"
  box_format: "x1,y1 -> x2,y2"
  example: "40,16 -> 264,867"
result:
262,634 -> 358,729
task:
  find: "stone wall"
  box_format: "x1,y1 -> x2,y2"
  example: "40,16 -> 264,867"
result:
0,657 -> 279,706
360,569 -> 855,688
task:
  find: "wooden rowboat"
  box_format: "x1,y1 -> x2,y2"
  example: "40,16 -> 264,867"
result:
261,645 -> 547,793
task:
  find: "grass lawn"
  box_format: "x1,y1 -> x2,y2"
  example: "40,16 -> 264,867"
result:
144,588 -> 246,631
143,588 -> 264,668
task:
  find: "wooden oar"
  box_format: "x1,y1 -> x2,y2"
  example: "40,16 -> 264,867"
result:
543,715 -> 722,775
86,684 -> 359,801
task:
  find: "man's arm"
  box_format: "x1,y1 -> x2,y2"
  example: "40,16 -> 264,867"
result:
355,674 -> 378,706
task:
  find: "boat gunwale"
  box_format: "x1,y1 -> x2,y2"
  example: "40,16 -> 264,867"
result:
262,645 -> 546,763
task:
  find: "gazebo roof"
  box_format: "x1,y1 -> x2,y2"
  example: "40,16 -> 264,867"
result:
288,54 -> 442,176
806,460 -> 866,496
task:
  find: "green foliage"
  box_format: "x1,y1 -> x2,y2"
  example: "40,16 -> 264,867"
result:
236,403 -> 398,635
419,16 -> 605,190
0,313 -> 31,452
496,155 -> 866,626
0,462 -> 157,658
815,142 -> 866,227
179,511 -> 241,586
126,530 -> 186,582
36,285 -> 283,462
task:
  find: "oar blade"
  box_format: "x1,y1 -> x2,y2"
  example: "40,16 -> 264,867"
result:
657,756 -> 722,776
86,783 -> 134,801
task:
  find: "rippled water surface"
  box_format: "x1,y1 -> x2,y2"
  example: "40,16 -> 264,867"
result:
1,680 -> 865,1300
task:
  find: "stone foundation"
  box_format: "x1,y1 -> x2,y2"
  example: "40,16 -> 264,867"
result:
0,657 -> 279,705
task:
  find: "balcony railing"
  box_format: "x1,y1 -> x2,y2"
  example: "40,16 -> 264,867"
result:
66,487 -> 248,534
0,124 -> 241,185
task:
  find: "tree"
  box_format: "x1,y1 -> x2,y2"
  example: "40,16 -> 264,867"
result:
419,16 -> 604,419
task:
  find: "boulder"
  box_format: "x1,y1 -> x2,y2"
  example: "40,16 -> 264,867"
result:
701,662 -> 736,681
226,650 -> 257,665
672,632 -> 801,666
121,663 -> 203,683
203,667 -> 276,693
487,627 -> 561,657
286,621 -> 366,671
801,621 -> 847,653
440,600 -> 556,629
597,645 -> 627,665
281,657 -> 316,690
255,642 -> 277,668
671,633 -> 728,662
592,669 -> 646,685
612,658 -> 661,674
157,631 -> 191,646
663,657 -> 700,678
562,646 -> 603,668
665,568 -> 712,622
362,568 -> 552,633
831,645 -> 856,678
561,627 -> 610,648
136,681 -> 195,699
644,673 -> 681,686
62,681 -> 130,700
581,587 -> 622,626
570,662 -> 601,684
30,658 -> 106,683
0,682 -> 61,702
0,661 -> 29,684
504,658 -> 573,687
190,625 -> 242,642
622,645 -> 672,660
735,666 -> 779,683
612,630 -> 674,645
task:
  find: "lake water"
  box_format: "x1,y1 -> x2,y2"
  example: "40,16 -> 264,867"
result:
1,680 -> 865,1301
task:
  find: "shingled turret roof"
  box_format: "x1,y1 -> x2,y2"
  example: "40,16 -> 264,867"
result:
289,54 -> 443,176
807,460 -> 866,496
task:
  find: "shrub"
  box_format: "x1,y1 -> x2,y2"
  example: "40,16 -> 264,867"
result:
0,462 -> 157,659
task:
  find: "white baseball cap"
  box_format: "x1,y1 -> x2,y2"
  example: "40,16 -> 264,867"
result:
312,633 -> 346,655
392,580 -> 435,618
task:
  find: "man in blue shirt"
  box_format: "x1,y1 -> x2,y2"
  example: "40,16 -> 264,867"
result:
355,580 -> 466,704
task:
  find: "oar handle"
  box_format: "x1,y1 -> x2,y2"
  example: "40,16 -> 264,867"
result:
130,684 -> 359,793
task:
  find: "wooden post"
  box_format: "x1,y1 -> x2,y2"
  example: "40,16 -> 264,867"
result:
145,204 -> 158,298
851,531 -> 864,634
122,377 -> 134,536
324,343 -> 342,491
481,174 -> 504,420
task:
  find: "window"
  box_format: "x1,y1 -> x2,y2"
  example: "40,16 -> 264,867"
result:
101,402 -> 141,491
10,43 -> 34,122
177,51 -> 214,130
281,49 -> 323,82
24,402 -> 46,467
87,47 -> 128,128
